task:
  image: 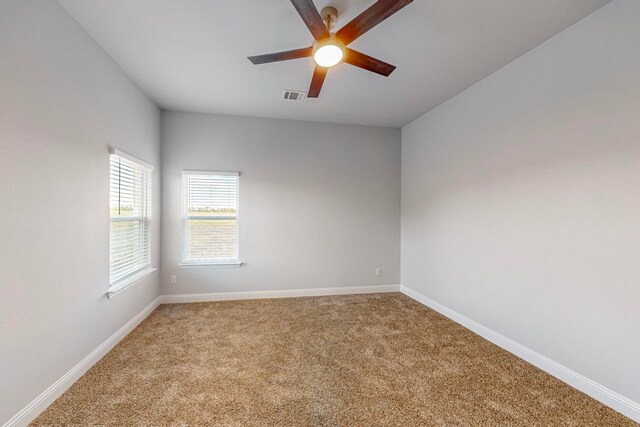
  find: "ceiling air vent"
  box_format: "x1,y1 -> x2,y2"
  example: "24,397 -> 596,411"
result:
283,90 -> 306,102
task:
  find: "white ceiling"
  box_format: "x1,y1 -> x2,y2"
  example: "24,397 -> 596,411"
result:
58,0 -> 610,127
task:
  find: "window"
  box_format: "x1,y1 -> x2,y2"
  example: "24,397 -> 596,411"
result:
109,149 -> 153,290
182,171 -> 240,265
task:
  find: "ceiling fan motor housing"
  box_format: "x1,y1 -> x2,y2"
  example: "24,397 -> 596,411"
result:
313,34 -> 344,54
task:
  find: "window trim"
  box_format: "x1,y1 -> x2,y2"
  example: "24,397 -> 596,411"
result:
107,267 -> 157,299
108,148 -> 154,297
181,170 -> 241,267
110,148 -> 153,170
178,262 -> 242,268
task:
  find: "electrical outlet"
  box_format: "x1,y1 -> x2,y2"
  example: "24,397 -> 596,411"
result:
375,268 -> 382,277
170,275 -> 177,284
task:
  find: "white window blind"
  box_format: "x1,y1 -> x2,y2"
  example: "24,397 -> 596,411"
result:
110,150 -> 152,285
182,172 -> 239,264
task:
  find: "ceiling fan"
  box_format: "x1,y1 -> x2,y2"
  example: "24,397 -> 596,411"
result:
248,0 -> 413,98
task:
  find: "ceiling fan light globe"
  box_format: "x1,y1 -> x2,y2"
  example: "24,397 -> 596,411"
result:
313,42 -> 344,67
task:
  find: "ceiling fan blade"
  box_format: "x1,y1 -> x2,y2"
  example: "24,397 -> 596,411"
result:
290,0 -> 330,41
336,0 -> 413,45
308,65 -> 328,98
248,47 -> 313,64
343,48 -> 396,76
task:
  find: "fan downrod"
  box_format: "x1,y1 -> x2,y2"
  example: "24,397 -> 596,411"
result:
320,6 -> 338,31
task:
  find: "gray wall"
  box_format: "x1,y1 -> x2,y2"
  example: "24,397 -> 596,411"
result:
161,112 -> 400,295
402,0 -> 640,403
0,1 -> 161,424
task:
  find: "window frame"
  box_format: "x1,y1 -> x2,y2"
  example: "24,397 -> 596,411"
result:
108,148 -> 155,298
180,170 -> 241,267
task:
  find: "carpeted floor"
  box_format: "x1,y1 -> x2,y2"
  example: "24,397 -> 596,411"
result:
33,293 -> 635,426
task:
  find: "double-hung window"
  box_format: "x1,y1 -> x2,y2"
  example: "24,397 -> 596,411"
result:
182,171 -> 240,265
109,149 -> 153,293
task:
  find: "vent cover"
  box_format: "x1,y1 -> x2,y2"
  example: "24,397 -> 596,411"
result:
283,90 -> 306,102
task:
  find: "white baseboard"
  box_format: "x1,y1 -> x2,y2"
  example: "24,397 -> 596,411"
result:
159,284 -> 401,304
400,285 -> 640,423
3,297 -> 161,427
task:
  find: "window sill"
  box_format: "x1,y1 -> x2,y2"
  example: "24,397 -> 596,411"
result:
179,261 -> 243,268
107,267 -> 157,299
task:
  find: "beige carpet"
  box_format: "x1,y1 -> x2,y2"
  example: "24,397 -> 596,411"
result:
33,293 -> 635,426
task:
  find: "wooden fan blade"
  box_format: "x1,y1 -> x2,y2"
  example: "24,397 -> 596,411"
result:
336,0 -> 413,45
308,65 -> 328,98
343,48 -> 396,76
290,0 -> 330,41
248,47 -> 313,64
